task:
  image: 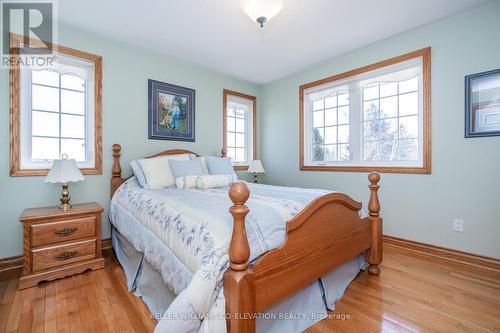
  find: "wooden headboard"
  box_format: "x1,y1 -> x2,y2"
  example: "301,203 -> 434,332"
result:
110,144 -> 228,197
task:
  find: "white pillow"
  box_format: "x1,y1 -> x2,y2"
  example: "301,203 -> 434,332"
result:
176,175 -> 198,189
196,175 -> 236,189
137,154 -> 191,189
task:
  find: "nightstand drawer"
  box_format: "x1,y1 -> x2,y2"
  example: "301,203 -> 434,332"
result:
31,217 -> 96,247
31,239 -> 96,271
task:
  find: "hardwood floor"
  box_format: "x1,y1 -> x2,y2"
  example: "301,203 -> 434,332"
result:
1,245 -> 499,332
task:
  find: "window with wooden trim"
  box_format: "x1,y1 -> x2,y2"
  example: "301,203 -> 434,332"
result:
10,35 -> 102,176
300,48 -> 431,173
223,89 -> 256,170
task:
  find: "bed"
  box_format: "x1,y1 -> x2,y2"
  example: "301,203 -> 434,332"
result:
109,144 -> 383,333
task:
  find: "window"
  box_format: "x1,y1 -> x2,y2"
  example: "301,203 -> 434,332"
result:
10,35 -> 102,176
300,48 -> 431,173
223,89 -> 256,170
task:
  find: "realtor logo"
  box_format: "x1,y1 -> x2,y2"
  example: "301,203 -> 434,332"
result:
1,0 -> 57,67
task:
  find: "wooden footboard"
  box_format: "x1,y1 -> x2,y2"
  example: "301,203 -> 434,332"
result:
224,174 -> 382,333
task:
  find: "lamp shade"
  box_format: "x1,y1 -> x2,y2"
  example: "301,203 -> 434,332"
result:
240,0 -> 284,24
44,158 -> 85,184
247,160 -> 265,174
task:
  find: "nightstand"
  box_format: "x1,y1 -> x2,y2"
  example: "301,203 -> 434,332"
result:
19,202 -> 105,289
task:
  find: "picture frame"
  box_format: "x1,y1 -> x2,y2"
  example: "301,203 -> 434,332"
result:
148,79 -> 195,141
465,68 -> 500,138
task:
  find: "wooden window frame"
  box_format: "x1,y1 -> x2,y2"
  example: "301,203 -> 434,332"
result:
223,89 -> 257,171
9,33 -> 102,176
299,47 -> 431,174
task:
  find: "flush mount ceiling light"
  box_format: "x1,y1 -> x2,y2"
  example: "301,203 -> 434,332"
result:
240,0 -> 284,28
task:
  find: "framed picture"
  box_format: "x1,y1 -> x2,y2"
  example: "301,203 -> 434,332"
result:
465,68 -> 500,138
148,79 -> 195,141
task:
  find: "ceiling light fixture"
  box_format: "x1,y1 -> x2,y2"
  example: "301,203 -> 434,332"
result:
240,0 -> 284,28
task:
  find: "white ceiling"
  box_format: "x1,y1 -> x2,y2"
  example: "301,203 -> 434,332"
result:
59,0 -> 489,84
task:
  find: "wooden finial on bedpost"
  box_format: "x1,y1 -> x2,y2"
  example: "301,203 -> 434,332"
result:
224,182 -> 255,333
221,148 -> 228,158
228,182 -> 250,271
111,144 -> 123,198
367,172 -> 382,276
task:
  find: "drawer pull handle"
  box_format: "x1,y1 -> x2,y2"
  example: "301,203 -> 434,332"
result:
54,227 -> 78,237
54,250 -> 78,261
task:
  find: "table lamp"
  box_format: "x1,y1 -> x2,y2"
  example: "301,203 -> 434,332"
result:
44,155 -> 85,211
247,160 -> 265,183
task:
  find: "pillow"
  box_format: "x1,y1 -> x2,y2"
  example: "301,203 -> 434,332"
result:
205,157 -> 237,177
189,155 -> 210,175
196,175 -> 237,189
175,175 -> 198,189
137,154 -> 191,189
169,159 -> 204,179
130,160 -> 150,189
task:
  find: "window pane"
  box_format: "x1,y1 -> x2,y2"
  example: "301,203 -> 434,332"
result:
235,133 -> 245,147
235,118 -> 245,132
235,109 -> 246,118
227,148 -> 236,160
32,85 -> 59,112
399,77 -> 418,94
32,137 -> 59,160
363,84 -> 379,101
227,107 -> 236,117
338,125 -> 349,143
363,101 -> 378,121
363,141 -> 379,161
312,145 -> 324,161
325,96 -> 337,108
325,145 -> 337,161
61,74 -> 85,91
399,115 -> 418,138
61,90 -> 85,115
364,121 -> 380,142
324,126 -> 337,144
338,106 -> 349,125
61,114 -> 85,139
32,111 -> 59,137
227,132 -> 235,147
313,128 -> 324,145
312,100 -> 324,111
399,92 -> 418,116
380,96 -> 397,118
380,82 -> 398,97
32,70 -> 59,87
313,110 -> 324,127
227,117 -> 235,132
380,139 -> 396,161
61,139 -> 85,162
235,148 -> 245,162
338,144 -> 350,161
381,118 -> 398,140
338,92 -> 349,106
325,108 -> 337,126
396,138 -> 418,160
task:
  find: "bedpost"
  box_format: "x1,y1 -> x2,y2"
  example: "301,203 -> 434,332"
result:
224,182 -> 255,333
221,148 -> 228,157
111,144 -> 123,198
366,172 -> 382,275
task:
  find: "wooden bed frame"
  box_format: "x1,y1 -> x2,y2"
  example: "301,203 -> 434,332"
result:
110,144 -> 383,333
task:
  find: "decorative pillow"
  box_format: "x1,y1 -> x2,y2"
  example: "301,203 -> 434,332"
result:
169,159 -> 204,179
175,175 -> 198,189
189,155 -> 210,175
137,154 -> 191,189
195,174 -> 236,189
205,157 -> 237,178
130,160 -> 150,189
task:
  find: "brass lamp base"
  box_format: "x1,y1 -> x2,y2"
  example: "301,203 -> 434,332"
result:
59,184 -> 72,211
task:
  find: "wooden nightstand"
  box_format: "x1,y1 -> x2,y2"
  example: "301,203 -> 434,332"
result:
19,202 -> 105,289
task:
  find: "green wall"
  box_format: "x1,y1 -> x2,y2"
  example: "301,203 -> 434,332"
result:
0,24 -> 259,258
260,1 -> 500,258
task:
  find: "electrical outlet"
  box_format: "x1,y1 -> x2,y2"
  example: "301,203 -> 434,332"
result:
453,218 -> 464,233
